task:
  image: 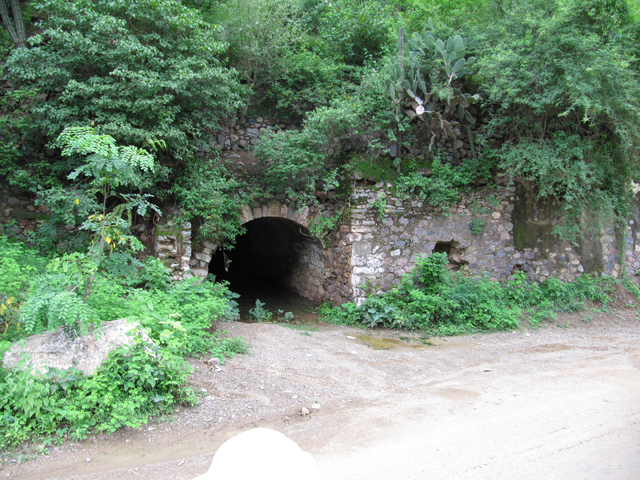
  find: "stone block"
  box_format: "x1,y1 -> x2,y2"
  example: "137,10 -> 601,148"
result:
195,252 -> 212,263
241,204 -> 254,223
268,200 -> 282,217
367,258 -> 383,268
353,267 -> 380,275
349,226 -> 372,233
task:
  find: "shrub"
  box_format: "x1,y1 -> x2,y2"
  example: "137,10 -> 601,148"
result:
321,252 -> 618,333
0,337 -> 195,447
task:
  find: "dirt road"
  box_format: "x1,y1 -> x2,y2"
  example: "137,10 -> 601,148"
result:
4,309 -> 640,480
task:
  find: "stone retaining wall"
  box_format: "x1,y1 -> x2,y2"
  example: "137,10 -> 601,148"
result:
2,180 -> 634,308
346,183 -> 623,304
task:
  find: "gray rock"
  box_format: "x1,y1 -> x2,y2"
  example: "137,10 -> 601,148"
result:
389,144 -> 397,157
2,319 -> 151,376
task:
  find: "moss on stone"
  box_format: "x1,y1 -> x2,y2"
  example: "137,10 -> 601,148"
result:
577,236 -> 605,274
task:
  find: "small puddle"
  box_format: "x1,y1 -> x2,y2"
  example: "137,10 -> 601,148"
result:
356,335 -> 439,350
399,336 -> 439,346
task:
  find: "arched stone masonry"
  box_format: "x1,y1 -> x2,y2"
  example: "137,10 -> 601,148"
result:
182,197 -> 355,305
154,183 -> 636,307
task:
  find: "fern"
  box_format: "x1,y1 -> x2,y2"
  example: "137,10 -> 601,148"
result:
46,291 -> 95,337
19,256 -> 101,336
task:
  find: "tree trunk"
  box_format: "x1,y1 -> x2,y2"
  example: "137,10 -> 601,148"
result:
10,0 -> 26,48
0,0 -> 26,48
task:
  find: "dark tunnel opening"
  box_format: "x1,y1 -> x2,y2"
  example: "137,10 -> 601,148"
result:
209,217 -> 314,307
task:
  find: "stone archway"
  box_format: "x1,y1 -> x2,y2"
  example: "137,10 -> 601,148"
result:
156,198 -> 355,305
209,217 -> 326,302
189,199 -> 334,304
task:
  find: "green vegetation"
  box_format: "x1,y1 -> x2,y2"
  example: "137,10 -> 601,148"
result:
248,299 -> 272,322
320,253 -> 618,334
0,229 -> 245,447
0,130 -> 244,447
0,229 -> 245,448
2,0 -> 639,242
2,0 -> 640,448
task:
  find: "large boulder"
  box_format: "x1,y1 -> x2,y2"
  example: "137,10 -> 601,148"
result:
2,319 -> 149,375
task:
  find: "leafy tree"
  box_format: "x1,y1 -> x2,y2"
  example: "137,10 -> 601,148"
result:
399,0 -> 496,33
256,98 -> 362,197
217,0 -> 305,114
4,0 -> 245,184
317,0 -> 394,66
476,0 -> 640,237
172,158 -> 250,245
18,127 -> 162,336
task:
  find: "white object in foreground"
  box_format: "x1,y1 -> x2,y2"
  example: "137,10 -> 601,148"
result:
193,427 -> 320,480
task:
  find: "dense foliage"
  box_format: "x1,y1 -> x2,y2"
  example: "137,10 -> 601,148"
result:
1,0 -> 246,236
2,0 -> 639,242
0,230 -> 245,447
320,253 -> 618,334
0,131 -> 245,447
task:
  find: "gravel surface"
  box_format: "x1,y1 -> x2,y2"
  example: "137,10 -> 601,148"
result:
4,307 -> 640,480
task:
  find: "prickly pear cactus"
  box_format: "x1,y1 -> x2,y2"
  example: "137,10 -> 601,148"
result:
385,23 -> 481,149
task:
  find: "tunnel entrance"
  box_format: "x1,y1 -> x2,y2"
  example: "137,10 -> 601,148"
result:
209,217 -> 326,308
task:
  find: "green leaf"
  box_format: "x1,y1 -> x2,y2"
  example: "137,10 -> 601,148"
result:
452,58 -> 466,74
452,35 -> 464,52
424,34 -> 435,48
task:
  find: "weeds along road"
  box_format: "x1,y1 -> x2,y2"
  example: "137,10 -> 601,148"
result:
7,310 -> 640,480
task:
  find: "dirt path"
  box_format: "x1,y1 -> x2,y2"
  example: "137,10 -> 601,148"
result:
4,309 -> 640,480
